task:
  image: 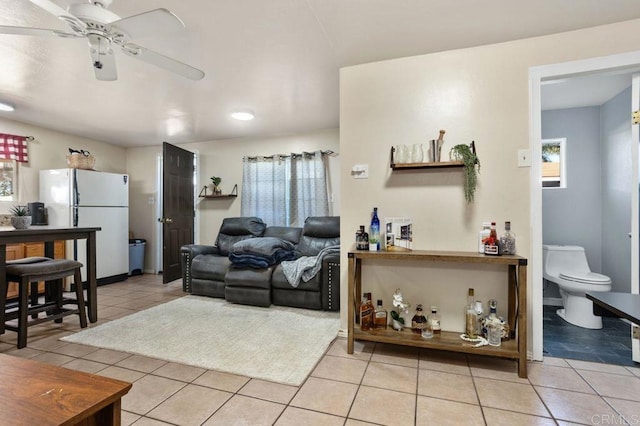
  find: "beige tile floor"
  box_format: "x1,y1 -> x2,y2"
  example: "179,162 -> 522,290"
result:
2,274 -> 640,425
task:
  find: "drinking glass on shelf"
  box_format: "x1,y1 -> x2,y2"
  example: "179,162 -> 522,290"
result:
411,144 -> 424,163
395,145 -> 408,163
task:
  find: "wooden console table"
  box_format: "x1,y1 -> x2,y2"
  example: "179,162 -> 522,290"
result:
347,249 -> 528,378
0,353 -> 131,425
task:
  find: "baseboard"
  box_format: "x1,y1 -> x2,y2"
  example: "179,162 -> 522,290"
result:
543,297 -> 563,306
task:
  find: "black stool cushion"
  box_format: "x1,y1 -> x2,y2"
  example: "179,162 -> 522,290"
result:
6,259 -> 83,277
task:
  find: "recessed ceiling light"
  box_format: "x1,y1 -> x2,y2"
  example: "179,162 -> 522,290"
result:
231,110 -> 255,121
0,102 -> 14,112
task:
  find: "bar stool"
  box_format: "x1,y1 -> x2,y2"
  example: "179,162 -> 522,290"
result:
3,258 -> 87,349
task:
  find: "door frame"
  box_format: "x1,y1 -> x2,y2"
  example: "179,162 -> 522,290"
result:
529,50 -> 640,361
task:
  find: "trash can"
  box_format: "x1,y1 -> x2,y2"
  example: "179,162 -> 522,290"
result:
129,239 -> 146,276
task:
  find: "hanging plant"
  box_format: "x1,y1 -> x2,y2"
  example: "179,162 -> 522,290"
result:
450,144 -> 480,203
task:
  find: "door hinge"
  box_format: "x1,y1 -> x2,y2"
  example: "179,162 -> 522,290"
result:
633,110 -> 640,125
633,325 -> 640,340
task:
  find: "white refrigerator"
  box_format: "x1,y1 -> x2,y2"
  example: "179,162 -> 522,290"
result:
39,169 -> 129,284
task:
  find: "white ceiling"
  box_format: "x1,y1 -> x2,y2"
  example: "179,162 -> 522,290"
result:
2,0 -> 640,147
541,72 -> 635,111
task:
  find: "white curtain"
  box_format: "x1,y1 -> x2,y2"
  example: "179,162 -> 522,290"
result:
241,151 -> 330,226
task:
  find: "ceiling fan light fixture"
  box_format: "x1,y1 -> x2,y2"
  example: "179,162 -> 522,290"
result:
231,110 -> 255,121
0,101 -> 15,112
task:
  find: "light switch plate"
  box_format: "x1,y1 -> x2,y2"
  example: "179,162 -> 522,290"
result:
518,149 -> 531,167
352,164 -> 369,179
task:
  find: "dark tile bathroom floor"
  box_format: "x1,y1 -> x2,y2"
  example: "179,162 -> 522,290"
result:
543,304 -> 638,367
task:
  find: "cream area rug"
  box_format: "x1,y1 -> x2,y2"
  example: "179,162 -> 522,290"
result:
61,295 -> 340,386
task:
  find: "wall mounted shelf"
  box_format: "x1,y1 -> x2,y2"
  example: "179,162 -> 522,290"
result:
390,141 -> 476,170
199,183 -> 238,199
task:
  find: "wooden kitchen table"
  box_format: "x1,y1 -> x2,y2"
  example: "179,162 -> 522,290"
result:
0,353 -> 131,425
0,226 -> 101,333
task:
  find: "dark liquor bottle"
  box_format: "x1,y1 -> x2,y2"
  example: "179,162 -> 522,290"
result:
359,292 -> 374,331
411,304 -> 427,334
356,225 -> 369,250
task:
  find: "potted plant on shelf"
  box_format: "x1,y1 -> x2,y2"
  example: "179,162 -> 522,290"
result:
210,176 -> 222,195
449,144 -> 480,203
9,205 -> 31,229
391,288 -> 410,330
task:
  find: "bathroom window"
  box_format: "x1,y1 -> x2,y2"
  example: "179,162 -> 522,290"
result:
0,160 -> 17,201
542,138 -> 566,188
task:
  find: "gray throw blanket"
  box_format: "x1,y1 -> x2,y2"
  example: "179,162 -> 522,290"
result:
281,245 -> 340,288
229,237 -> 296,268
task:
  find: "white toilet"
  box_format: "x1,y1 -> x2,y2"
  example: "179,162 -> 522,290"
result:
542,245 -> 612,329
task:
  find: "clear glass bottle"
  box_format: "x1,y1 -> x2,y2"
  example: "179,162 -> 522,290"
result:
374,299 -> 388,329
499,221 -> 516,255
411,304 -> 427,334
465,288 -> 478,338
356,225 -> 369,250
473,300 -> 484,337
359,292 -> 374,331
429,305 -> 441,334
478,222 -> 490,253
369,208 -> 380,251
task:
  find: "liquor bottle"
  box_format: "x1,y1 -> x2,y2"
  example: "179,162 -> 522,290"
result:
429,305 -> 441,334
356,225 -> 369,250
359,293 -> 374,331
485,299 -> 501,346
369,207 -> 381,251
465,288 -> 478,338
484,221 -> 500,255
374,299 -> 388,329
499,221 -> 516,255
478,222 -> 491,253
411,304 -> 427,334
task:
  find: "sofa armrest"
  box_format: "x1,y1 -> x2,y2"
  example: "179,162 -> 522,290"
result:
181,244 -> 221,293
321,253 -> 340,311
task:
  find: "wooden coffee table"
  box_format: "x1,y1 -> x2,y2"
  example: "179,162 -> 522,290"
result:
0,353 -> 132,425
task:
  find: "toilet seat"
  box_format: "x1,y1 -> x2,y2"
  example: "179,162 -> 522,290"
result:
559,271 -> 611,285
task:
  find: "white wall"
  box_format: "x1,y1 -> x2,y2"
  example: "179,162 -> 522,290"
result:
0,117 -> 127,213
601,87 -> 633,292
126,129 -> 340,273
340,19 -> 640,342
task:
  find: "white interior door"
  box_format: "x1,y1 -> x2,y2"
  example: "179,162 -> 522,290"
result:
632,74 -> 639,362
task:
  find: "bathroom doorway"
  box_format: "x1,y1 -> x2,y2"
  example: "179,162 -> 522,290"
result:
530,51 -> 640,364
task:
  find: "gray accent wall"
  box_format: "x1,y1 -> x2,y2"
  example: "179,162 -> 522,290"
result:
542,107 -> 603,273
541,86 -> 633,296
601,86 -> 632,293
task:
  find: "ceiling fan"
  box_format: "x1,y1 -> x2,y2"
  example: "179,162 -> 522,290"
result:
0,0 -> 205,81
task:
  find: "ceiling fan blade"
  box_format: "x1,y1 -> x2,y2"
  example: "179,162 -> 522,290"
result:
121,43 -> 204,81
109,9 -> 184,41
29,0 -> 87,32
89,36 -> 117,81
0,24 -> 75,37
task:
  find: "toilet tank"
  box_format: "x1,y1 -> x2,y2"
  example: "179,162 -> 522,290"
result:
543,245 -> 591,278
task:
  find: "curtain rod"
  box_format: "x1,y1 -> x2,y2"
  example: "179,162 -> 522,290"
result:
243,150 -> 337,162
0,133 -> 34,141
